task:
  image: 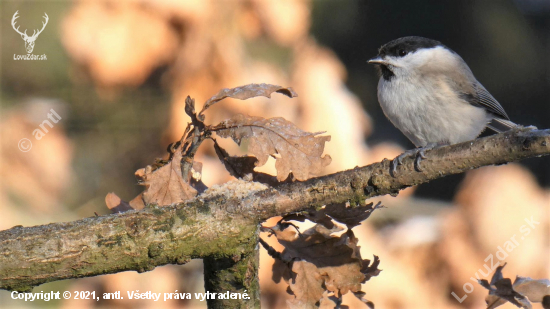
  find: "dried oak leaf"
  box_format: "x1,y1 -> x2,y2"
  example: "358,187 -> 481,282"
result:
185,95 -> 206,126
483,275 -> 550,308
214,139 -> 280,185
480,264 -> 533,309
283,202 -> 383,230
134,143 -> 197,206
213,139 -> 258,178
215,114 -> 331,181
353,291 -> 375,309
322,202 -> 384,229
318,293 -> 339,309
267,217 -> 380,308
288,261 -> 327,308
511,277 -> 550,303
199,83 -> 298,116
105,192 -> 145,213
318,292 -> 349,309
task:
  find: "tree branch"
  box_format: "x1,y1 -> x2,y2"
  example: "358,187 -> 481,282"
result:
203,243 -> 260,309
1,128 -> 549,293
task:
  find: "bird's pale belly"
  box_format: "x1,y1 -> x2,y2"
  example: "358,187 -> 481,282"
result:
378,80 -> 490,147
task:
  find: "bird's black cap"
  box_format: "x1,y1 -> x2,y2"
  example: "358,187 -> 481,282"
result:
369,37 -> 448,80
377,36 -> 446,58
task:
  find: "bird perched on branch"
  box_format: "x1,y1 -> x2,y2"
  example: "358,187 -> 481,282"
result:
368,36 -> 517,174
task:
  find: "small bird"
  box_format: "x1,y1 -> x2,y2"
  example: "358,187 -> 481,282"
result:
368,36 -> 517,174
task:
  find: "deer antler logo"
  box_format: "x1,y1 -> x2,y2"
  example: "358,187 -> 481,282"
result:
11,11 -> 49,54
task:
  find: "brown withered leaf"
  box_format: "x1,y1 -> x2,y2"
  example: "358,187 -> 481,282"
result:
105,192 -> 134,213
361,255 -> 381,282
323,202 -> 384,229
512,277 -> 550,303
287,299 -> 316,309
185,95 -> 205,125
353,291 -> 375,309
288,261 -> 326,308
483,271 -> 550,308
318,292 -> 343,309
267,216 -> 380,308
199,83 -> 298,116
213,140 -> 258,178
283,202 -> 383,230
480,264 -> 532,309
135,143 -> 197,206
105,192 -> 145,213
129,193 -> 146,210
214,114 -> 331,181
185,95 -> 196,118
213,139 -> 280,186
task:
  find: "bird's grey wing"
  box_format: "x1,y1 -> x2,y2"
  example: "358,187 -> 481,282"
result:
467,82 -> 510,120
458,82 -> 518,132
445,65 -> 515,132
468,83 -> 519,132
486,118 -> 517,133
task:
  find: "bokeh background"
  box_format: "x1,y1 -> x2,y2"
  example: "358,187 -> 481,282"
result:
1,0 -> 549,308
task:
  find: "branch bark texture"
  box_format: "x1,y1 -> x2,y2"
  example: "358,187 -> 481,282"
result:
1,128 -> 549,294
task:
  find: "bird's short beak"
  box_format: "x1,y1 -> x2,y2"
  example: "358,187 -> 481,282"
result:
368,57 -> 386,65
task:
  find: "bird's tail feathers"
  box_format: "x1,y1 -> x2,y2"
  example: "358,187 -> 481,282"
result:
486,118 -> 518,133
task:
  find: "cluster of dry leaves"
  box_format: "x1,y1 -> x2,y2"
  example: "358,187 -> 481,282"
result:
104,83 -> 383,308
261,202 -> 383,308
480,264 -> 550,309
105,83 -> 330,209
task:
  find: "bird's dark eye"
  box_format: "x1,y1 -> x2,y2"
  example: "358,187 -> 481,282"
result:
398,49 -> 407,57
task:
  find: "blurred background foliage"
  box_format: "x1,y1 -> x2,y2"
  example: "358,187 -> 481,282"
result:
0,0 -> 548,308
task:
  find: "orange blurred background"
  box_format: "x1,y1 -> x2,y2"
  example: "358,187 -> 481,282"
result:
1,1 -> 549,308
